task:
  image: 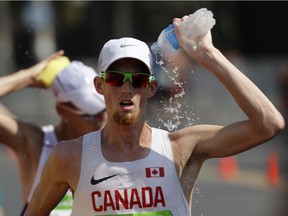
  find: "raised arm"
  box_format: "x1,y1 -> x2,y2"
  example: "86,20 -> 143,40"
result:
173,16 -> 284,160
0,50 -> 64,97
0,50 -> 64,149
0,51 -> 65,200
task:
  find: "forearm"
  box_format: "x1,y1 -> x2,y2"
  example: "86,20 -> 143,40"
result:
0,69 -> 34,97
24,205 -> 50,216
0,50 -> 64,98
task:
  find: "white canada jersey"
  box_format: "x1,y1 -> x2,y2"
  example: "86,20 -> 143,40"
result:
71,128 -> 190,216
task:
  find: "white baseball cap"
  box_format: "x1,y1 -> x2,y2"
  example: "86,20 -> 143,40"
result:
97,37 -> 153,74
50,61 -> 105,115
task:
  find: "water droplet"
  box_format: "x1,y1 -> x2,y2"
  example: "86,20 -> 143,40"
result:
152,55 -> 198,131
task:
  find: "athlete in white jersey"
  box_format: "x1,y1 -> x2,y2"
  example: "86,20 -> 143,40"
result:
25,14 -> 284,216
72,128 -> 190,215
0,52 -> 107,215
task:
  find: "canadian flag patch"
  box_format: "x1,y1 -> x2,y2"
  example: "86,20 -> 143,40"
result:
145,167 -> 165,178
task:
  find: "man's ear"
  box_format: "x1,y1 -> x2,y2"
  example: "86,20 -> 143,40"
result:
94,76 -> 104,95
147,80 -> 159,98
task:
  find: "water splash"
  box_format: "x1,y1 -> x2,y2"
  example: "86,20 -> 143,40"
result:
193,184 -> 204,216
152,46 -> 198,131
180,175 -> 204,216
152,48 -> 204,215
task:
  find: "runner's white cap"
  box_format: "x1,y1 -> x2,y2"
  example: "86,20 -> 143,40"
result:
97,37 -> 153,74
50,61 -> 105,115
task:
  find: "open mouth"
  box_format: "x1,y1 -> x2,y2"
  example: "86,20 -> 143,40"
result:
120,100 -> 133,107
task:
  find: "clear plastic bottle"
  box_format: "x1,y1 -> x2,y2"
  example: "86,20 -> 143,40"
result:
151,23 -> 187,65
151,8 -> 216,68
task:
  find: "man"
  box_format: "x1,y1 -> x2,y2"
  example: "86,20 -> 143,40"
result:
25,16 -> 284,216
0,51 -> 107,215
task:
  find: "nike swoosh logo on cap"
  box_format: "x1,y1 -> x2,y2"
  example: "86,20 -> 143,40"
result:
90,174 -> 119,185
120,44 -> 137,48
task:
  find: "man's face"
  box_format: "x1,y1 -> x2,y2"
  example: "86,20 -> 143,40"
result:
98,58 -> 155,126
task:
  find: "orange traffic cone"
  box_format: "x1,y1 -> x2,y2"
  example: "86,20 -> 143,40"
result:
267,150 -> 279,187
219,156 -> 238,181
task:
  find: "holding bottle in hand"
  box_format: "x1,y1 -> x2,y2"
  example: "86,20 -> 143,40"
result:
151,8 -> 215,69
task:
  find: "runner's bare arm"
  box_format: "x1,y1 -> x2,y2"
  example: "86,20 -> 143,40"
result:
172,18 -> 284,161
0,51 -> 63,155
0,50 -> 64,96
24,142 -> 71,215
0,113 -> 43,150
0,50 -> 64,167
24,139 -> 82,216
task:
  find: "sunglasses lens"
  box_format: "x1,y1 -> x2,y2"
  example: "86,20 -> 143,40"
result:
105,72 -> 125,87
131,74 -> 149,88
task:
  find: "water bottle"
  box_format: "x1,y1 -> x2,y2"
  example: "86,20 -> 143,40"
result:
151,8 -> 216,68
37,56 -> 70,87
151,23 -> 187,65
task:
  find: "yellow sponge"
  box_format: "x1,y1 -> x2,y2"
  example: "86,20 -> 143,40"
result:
37,56 -> 70,87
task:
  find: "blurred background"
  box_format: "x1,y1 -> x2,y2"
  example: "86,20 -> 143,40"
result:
0,1 -> 287,216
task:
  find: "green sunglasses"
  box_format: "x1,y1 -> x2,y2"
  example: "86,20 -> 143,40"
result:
101,71 -> 155,88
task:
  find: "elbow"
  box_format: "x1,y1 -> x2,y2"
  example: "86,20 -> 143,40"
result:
271,112 -> 285,135
262,112 -> 285,139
